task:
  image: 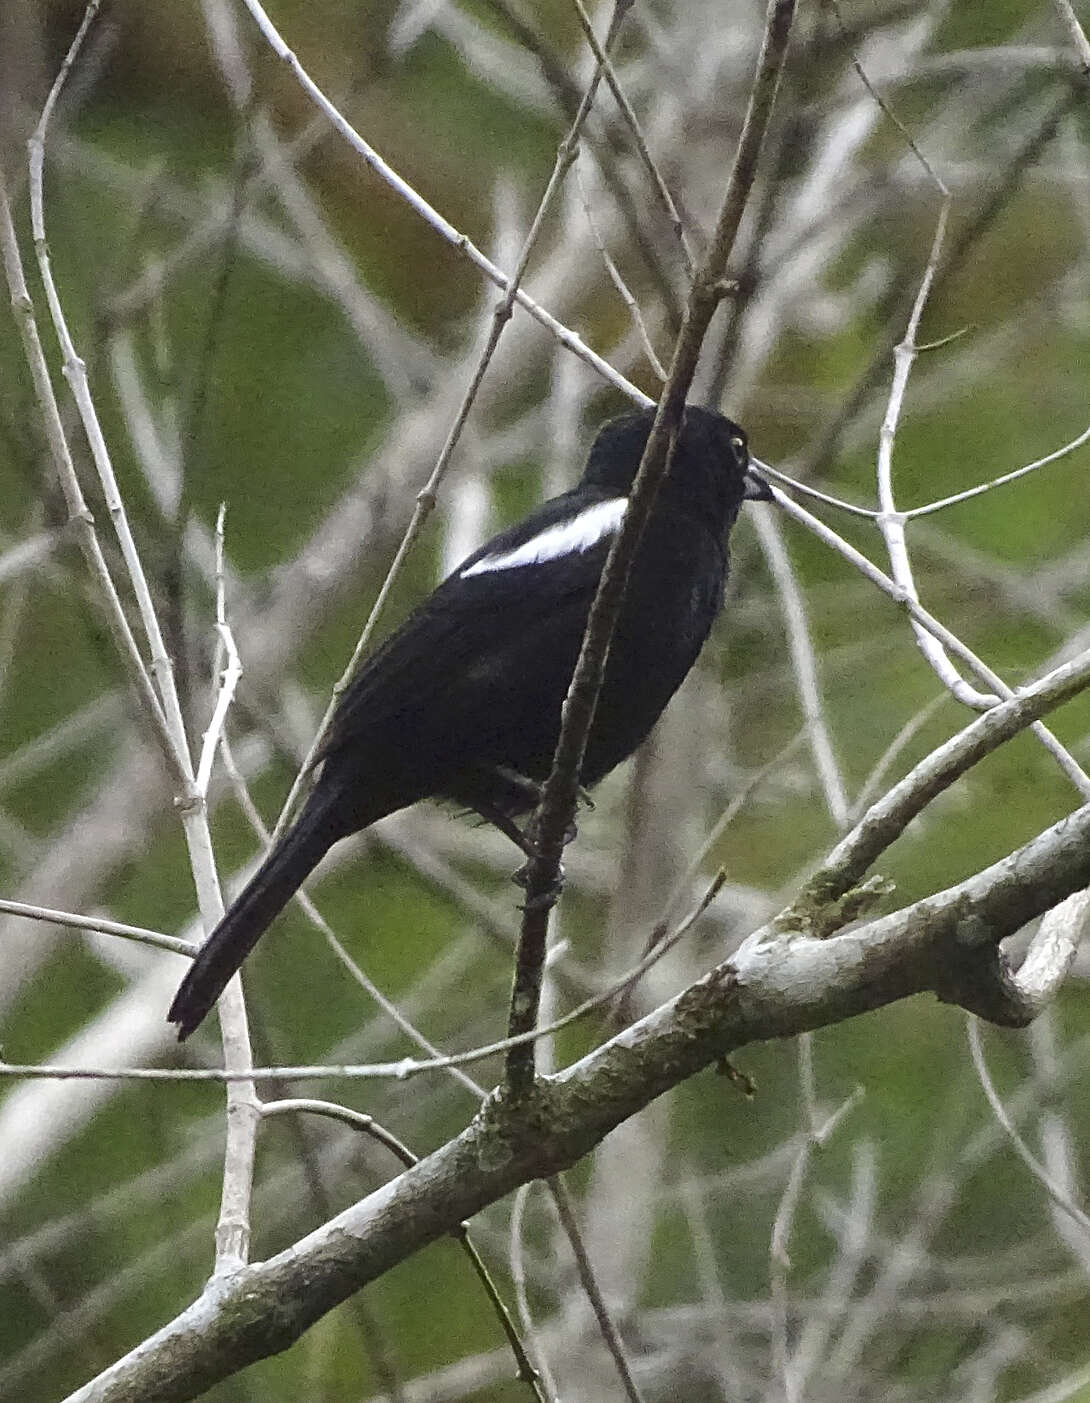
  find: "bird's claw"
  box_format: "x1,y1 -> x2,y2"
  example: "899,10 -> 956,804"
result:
513,860 -> 566,910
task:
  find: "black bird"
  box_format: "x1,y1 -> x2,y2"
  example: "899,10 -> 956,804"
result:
168,406 -> 770,1039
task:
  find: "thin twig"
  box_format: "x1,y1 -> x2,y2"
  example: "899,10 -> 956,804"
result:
26,0 -> 258,1274
903,420 -> 1090,518
795,85 -> 1077,490
239,0 -> 650,408
770,1083 -> 864,1403
789,1140 -> 877,1397
771,487 -> 1090,797
967,1018 -> 1090,1237
509,1185 -> 560,1401
260,1098 -> 418,1164
474,0 -> 686,326
548,1177 -> 647,1403
0,182 -> 181,779
0,898 -> 194,957
753,508 -> 849,827
791,644 -> 1090,917
29,12 -> 195,784
843,27 -> 981,716
261,1100 -> 547,1398
568,0 -> 695,276
575,157 -> 667,379
753,461 -> 880,519
875,196 -> 989,702
195,505 -> 242,798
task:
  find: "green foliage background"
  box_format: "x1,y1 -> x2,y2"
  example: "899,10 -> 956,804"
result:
1,2 -> 1090,1400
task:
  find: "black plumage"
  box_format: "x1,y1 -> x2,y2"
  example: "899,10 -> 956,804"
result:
168,405 -> 769,1038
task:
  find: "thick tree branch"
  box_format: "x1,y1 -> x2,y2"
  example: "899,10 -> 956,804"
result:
65,794 -> 1090,1403
791,645 -> 1090,926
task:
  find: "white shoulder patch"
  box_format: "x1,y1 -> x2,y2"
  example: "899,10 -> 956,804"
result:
461,497 -> 626,578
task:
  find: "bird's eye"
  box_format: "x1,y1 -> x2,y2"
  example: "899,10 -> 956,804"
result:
730,434 -> 746,453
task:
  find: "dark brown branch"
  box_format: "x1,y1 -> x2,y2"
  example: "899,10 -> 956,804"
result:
505,0 -> 799,1093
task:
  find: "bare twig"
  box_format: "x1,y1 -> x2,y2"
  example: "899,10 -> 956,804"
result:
238,0 -> 649,408
771,488 -> 1090,798
195,505 -> 241,798
794,87 -> 1076,490
0,181 -> 180,778
0,898 -> 194,957
25,0 -> 258,1274
260,1101 -> 548,1400
770,1069 -> 862,1403
968,1018 -> 1090,1236
753,461 -> 880,519
791,645 -> 1090,919
509,1184 -> 560,1402
28,12 -> 193,783
903,420 -> 1090,519
260,1098 -> 418,1164
568,0 -> 695,277
852,52 -> 978,710
548,1177 -> 647,1403
575,157 -> 667,379
753,507 -> 849,827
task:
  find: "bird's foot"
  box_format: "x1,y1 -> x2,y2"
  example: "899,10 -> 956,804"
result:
512,858 -> 566,910
520,808 -> 578,855
510,807 -> 575,905
489,765 -> 594,815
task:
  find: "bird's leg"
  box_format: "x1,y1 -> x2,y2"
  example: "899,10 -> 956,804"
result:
469,799 -> 563,906
508,808 -> 582,910
471,798 -> 536,858
491,765 -> 595,816
471,767 -> 583,904
490,765 -> 544,809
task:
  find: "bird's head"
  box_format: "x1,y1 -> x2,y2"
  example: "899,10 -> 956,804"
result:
582,406 -> 772,522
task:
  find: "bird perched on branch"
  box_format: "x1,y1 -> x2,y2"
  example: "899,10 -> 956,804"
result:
168,405 -> 770,1039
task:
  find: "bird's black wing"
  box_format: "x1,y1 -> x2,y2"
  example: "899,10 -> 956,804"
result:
316,486 -> 625,767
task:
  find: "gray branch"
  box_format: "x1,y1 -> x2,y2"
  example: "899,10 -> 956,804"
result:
66,794 -> 1090,1403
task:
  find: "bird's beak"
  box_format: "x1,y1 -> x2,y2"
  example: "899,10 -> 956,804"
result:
742,463 -> 774,502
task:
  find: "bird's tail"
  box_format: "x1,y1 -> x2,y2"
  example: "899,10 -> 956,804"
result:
168,785 -> 349,1041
